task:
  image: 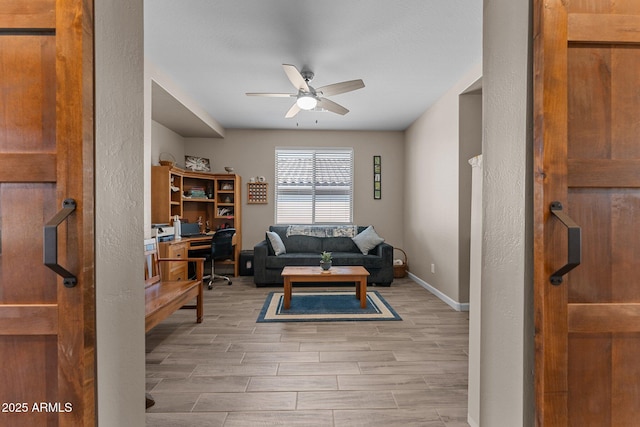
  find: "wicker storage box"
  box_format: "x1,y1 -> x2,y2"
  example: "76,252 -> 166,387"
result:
393,248 -> 408,278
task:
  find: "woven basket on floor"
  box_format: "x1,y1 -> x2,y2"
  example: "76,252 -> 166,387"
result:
393,248 -> 408,278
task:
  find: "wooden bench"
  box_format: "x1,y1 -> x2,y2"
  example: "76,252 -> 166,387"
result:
144,238 -> 205,333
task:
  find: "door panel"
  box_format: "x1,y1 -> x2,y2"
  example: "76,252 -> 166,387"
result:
535,0 -> 640,425
568,191 -> 640,303
566,190 -> 611,303
0,336 -> 58,426
0,35 -> 56,151
0,0 -> 95,425
1,184 -> 57,301
567,334 -> 611,426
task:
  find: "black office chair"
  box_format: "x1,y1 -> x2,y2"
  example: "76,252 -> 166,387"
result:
206,228 -> 236,289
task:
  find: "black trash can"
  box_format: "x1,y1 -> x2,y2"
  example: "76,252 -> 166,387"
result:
239,250 -> 254,276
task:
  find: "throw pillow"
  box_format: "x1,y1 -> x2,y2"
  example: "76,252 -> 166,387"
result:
266,231 -> 286,256
352,226 -> 384,255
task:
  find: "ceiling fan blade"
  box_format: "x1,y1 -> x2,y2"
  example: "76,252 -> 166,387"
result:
246,92 -> 294,97
285,103 -> 301,118
317,98 -> 349,115
316,79 -> 365,97
282,64 -> 310,92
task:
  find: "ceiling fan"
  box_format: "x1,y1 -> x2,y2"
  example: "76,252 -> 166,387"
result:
246,64 -> 365,118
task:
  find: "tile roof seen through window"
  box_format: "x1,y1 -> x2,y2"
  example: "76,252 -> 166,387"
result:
277,155 -> 352,185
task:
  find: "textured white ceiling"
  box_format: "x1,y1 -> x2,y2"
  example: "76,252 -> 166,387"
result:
144,0 -> 482,131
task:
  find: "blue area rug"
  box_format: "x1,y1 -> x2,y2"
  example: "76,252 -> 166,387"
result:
256,290 -> 402,322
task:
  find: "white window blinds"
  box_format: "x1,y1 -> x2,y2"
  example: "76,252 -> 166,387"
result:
275,148 -> 354,224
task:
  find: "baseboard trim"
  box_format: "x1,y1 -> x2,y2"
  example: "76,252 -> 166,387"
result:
408,273 -> 470,312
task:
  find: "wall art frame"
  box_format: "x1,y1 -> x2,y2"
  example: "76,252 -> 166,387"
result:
184,155 -> 211,172
373,155 -> 381,199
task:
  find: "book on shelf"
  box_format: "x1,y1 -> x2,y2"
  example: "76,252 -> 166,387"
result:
187,187 -> 207,199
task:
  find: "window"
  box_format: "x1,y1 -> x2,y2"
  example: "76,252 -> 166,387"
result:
275,148 -> 353,224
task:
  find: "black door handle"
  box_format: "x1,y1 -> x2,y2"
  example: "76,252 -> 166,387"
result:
44,198 -> 77,288
549,201 -> 581,285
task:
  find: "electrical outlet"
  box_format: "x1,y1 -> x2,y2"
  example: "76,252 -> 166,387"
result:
431,263 -> 435,274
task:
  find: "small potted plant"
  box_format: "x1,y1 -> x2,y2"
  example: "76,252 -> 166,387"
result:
320,251 -> 332,271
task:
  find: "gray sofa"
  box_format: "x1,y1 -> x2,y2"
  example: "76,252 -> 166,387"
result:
253,225 -> 394,286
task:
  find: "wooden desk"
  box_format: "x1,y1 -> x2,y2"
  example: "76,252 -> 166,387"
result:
182,235 -> 213,249
281,266 -> 370,309
159,234 -> 239,279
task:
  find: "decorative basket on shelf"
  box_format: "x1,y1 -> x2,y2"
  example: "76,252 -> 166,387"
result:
393,248 -> 408,278
159,152 -> 176,167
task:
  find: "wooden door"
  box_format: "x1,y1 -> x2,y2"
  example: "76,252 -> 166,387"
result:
534,1 -> 640,425
0,1 -> 95,426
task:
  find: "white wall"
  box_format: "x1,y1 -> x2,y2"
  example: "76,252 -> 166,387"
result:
404,64 -> 482,307
95,0 -> 146,425
151,120 -> 185,169
481,0 -> 534,425
458,90 -> 483,304
185,129 -> 405,250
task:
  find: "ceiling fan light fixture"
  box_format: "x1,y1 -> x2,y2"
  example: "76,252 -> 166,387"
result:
247,65 -> 363,118
296,94 -> 317,110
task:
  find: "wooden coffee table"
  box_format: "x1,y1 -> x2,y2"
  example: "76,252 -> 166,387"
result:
281,266 -> 370,309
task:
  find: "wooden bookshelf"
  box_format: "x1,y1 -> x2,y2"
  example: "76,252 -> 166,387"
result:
152,166 -> 242,275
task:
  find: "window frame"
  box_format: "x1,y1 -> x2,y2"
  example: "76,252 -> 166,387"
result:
274,147 -> 354,224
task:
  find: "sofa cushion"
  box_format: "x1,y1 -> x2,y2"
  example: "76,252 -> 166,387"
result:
268,226 -> 323,253
286,235 -> 322,253
352,226 -> 385,255
265,253 -> 322,269
322,236 -> 360,253
331,252 -> 384,269
266,231 -> 286,255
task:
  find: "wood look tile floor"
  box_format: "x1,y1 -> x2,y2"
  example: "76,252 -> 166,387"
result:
145,275 -> 470,427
